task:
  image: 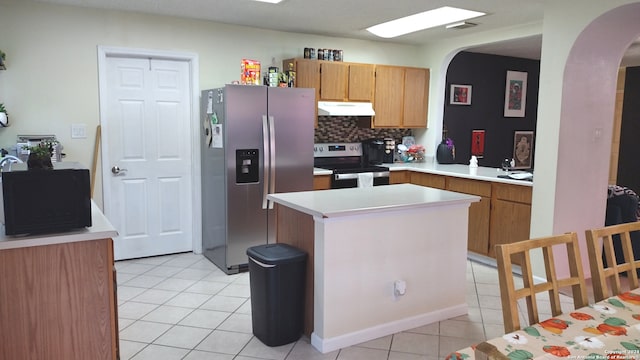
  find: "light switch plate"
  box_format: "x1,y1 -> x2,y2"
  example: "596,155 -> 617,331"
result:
71,123 -> 87,139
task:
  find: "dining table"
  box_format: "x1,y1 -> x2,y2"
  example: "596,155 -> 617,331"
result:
446,288 -> 640,359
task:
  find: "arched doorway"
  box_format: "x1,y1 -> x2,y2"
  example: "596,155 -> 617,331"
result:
545,2 -> 640,277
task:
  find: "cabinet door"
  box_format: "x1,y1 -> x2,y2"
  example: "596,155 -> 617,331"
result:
402,68 -> 429,128
489,199 -> 532,257
295,59 -> 320,100
348,63 -> 375,101
446,178 -> 491,255
320,62 -> 348,101
468,197 -> 491,255
373,65 -> 404,127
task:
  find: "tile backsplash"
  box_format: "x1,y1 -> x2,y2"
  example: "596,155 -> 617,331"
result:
314,116 -> 412,144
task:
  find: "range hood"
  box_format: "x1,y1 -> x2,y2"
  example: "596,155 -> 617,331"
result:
317,101 -> 375,116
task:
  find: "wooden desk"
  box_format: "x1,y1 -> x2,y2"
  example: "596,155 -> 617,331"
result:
449,288 -> 640,359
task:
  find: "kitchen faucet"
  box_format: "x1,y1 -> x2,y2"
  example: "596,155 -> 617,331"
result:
0,155 -> 23,172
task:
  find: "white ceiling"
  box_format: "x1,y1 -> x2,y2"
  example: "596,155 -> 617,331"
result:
31,0 -> 640,64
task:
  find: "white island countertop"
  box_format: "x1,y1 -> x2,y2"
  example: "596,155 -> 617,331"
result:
0,201 -> 118,250
268,183 -> 480,218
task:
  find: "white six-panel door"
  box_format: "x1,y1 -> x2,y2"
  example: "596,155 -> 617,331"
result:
104,56 -> 193,260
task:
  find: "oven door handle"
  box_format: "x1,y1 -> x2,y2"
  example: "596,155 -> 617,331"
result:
334,171 -> 390,180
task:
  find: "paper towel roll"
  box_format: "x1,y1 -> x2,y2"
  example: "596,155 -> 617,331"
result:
357,172 -> 374,188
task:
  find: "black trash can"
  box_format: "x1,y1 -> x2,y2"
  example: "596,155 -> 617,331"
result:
247,243 -> 307,347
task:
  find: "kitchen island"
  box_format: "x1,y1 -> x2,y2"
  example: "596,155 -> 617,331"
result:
0,202 -> 120,360
267,184 -> 479,353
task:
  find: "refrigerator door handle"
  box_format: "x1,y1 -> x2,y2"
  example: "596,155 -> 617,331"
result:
262,114 -> 270,210
268,115 -> 276,209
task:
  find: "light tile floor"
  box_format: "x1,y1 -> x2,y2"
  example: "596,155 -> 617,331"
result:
115,252 -> 577,360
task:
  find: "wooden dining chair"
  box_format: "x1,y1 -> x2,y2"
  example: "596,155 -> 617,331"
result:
495,232 -> 589,333
586,221 -> 640,302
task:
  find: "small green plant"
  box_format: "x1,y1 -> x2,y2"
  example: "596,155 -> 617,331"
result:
23,141 -> 56,158
0,103 -> 6,115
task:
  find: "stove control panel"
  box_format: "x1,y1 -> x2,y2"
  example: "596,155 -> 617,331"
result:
313,143 -> 362,157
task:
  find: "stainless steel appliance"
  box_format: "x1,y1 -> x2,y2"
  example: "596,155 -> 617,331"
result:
201,85 -> 315,274
314,143 -> 390,189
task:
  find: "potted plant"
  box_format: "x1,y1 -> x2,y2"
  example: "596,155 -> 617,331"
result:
0,103 -> 8,127
23,142 -> 56,170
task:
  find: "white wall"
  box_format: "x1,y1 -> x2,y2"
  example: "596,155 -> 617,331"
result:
0,0 -> 421,207
413,0 -> 640,278
413,22 -> 543,156
532,1 -> 640,277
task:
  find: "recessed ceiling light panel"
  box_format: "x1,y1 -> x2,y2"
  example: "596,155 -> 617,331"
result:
252,0 -> 284,3
366,6 -> 485,38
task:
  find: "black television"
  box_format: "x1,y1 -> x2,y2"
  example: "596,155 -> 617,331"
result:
1,165 -> 92,235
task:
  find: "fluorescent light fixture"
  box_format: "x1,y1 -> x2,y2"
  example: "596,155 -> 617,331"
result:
366,6 -> 485,38
252,0 -> 284,3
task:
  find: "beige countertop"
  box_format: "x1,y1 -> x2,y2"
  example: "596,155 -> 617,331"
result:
268,183 -> 479,218
0,201 -> 118,250
314,162 -> 533,186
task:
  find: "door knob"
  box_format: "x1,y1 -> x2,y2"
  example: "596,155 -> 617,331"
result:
111,165 -> 127,175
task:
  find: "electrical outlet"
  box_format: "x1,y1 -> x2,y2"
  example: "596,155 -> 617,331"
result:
71,123 -> 87,139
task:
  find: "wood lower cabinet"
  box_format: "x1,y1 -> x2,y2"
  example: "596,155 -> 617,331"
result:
488,183 -> 532,257
447,178 -> 491,256
274,205 -> 315,336
0,238 -> 118,360
410,172 -> 446,189
396,170 -> 532,258
389,170 -> 410,184
314,174 -> 331,190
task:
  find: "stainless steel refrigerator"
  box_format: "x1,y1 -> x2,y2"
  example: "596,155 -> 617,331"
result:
201,85 -> 315,274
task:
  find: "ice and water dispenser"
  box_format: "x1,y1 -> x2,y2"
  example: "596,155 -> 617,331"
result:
235,149 -> 259,184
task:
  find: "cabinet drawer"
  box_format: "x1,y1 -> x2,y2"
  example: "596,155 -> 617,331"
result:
493,183 -> 532,203
390,171 -> 410,184
447,177 -> 492,197
410,172 -> 446,189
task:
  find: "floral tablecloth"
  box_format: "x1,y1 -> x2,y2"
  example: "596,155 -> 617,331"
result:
446,288 -> 640,360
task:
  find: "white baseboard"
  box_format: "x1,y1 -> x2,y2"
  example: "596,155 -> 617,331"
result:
310,303 -> 467,354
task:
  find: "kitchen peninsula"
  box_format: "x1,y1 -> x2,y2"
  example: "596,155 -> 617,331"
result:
314,163 -> 534,259
267,184 -> 479,353
0,202 -> 119,360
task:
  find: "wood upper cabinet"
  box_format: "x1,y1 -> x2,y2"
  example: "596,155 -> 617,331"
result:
286,59 -> 374,102
403,67 -> 430,128
320,62 -> 374,101
347,63 -> 375,101
286,58 -> 320,98
373,65 -> 429,128
320,62 -> 348,100
373,65 -> 405,127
